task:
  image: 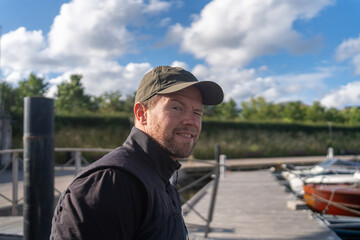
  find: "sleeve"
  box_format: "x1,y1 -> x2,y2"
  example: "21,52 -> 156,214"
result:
50,169 -> 147,240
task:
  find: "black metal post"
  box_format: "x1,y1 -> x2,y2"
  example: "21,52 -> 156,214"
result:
205,144 -> 221,237
23,97 -> 54,240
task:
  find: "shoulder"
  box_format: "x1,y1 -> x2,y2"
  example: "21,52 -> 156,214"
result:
51,168 -> 148,239
70,168 -> 147,198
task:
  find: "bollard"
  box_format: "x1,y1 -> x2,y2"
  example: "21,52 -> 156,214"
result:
327,147 -> 334,159
23,97 -> 54,240
220,154 -> 226,179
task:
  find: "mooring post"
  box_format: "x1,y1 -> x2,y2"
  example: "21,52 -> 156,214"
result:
23,97 -> 54,240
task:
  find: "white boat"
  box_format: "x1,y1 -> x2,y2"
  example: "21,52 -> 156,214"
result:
281,158 -> 360,196
290,172 -> 360,196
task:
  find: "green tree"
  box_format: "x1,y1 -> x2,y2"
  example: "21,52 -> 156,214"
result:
281,101 -> 306,122
18,73 -> 49,97
219,98 -> 239,119
98,90 -> 123,112
55,74 -> 94,112
324,107 -> 345,124
122,92 -> 135,114
241,96 -> 280,120
203,105 -> 222,118
7,73 -> 50,114
305,101 -> 325,122
343,107 -> 360,125
0,82 -> 20,115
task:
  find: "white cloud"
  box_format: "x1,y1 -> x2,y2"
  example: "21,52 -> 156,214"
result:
47,0 -> 144,60
159,17 -> 171,27
2,27 -> 49,73
171,61 -> 188,70
335,34 -> 360,74
321,81 -> 360,108
1,0 -> 348,110
143,0 -> 171,14
179,0 -> 333,67
191,64 -> 331,105
48,62 -> 152,97
158,23 -> 184,47
1,0 -> 165,96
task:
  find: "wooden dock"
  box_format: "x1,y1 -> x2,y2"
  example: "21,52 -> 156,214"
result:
1,155 -> 356,239
183,170 -> 341,239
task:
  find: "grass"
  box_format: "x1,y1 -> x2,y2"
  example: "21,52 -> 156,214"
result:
10,117 -> 360,163
193,128 -> 360,159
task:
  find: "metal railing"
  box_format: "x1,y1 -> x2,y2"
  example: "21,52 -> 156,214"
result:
0,148 -> 113,215
179,145 -> 227,237
0,146 -> 227,237
0,149 -> 23,216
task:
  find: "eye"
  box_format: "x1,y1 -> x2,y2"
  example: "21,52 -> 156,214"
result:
194,111 -> 203,117
173,106 -> 182,111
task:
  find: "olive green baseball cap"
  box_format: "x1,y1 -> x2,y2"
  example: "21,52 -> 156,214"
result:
135,66 -> 224,105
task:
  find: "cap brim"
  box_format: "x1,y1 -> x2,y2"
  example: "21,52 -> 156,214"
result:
157,81 -> 224,105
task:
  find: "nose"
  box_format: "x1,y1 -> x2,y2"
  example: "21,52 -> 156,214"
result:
182,112 -> 201,129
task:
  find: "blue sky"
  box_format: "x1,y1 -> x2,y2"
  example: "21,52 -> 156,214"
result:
1,0 -> 360,109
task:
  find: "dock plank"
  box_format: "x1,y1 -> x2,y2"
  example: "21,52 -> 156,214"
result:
0,216 -> 22,236
183,170 -> 341,239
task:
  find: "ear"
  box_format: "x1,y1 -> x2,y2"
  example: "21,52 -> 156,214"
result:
134,102 -> 147,125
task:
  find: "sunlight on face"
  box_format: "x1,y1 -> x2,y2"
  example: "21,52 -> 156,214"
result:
145,86 -> 203,159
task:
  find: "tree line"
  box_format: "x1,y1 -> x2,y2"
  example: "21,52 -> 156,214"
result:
1,73 -> 360,125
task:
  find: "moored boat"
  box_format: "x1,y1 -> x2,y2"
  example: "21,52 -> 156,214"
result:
303,183 -> 360,217
282,159 -> 360,196
318,214 -> 360,240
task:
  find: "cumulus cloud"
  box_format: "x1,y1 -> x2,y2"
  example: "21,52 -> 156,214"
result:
48,0 -> 146,60
191,64 -> 331,105
0,0 -> 345,108
171,61 -> 188,70
179,0 -> 333,67
47,62 -> 152,97
321,81 -> 360,108
2,28 -> 48,73
335,34 -> 360,74
1,0 -> 169,96
143,0 -> 171,13
157,23 -> 185,47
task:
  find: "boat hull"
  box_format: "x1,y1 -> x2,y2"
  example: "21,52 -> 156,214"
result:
303,184 -> 360,217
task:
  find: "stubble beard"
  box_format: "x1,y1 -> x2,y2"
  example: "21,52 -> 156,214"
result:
161,134 -> 198,159
151,125 -> 199,159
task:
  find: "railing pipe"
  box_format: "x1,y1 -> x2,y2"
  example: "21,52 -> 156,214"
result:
74,151 -> 81,175
220,154 -> 227,179
12,152 -> 19,216
205,144 -> 221,237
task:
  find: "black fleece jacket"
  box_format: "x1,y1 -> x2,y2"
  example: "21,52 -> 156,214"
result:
50,127 -> 188,240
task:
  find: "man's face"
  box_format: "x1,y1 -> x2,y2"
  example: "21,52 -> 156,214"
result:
144,86 -> 203,159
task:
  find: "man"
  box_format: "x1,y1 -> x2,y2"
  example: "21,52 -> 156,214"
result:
50,66 -> 224,239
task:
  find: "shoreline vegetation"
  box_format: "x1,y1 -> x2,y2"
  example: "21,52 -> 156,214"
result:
3,74 -> 360,163
10,113 -> 360,164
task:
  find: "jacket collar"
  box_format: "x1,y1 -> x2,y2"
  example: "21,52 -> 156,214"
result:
123,127 -> 181,182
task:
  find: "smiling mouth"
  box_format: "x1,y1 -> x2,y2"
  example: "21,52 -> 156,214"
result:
178,133 -> 194,139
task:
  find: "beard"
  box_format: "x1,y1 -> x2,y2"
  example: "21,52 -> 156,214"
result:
151,126 -> 199,159
160,135 -> 198,159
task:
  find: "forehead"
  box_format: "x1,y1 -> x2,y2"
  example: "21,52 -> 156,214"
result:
159,86 -> 203,103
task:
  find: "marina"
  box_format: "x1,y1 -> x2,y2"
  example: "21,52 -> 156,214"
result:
183,169 -> 341,239
0,155 -> 358,239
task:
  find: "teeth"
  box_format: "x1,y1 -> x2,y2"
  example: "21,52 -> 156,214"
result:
180,133 -> 192,138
